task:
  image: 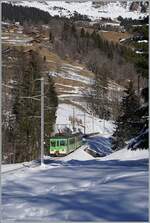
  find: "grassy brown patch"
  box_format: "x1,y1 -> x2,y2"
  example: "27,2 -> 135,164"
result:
99,31 -> 132,43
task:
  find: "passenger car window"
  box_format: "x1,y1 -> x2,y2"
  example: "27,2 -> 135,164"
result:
51,141 -> 56,147
60,140 -> 65,146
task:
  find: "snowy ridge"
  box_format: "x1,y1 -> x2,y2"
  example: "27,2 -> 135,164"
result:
3,0 -> 148,20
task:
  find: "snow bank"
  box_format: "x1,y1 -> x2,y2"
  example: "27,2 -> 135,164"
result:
100,147 -> 149,161
61,145 -> 94,161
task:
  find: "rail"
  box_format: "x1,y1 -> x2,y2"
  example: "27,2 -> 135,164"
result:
83,132 -> 99,138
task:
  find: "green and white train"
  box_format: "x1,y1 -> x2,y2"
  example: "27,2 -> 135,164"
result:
49,134 -> 83,156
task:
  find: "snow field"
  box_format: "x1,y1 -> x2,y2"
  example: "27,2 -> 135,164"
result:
2,152 -> 148,221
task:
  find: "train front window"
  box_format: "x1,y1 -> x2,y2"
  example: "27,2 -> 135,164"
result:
57,141 -> 59,146
51,141 -> 56,147
60,140 -> 66,146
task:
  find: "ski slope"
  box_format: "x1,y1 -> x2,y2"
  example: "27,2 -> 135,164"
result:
2,137 -> 149,222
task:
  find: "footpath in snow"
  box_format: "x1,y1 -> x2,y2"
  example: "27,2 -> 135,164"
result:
2,136 -> 149,222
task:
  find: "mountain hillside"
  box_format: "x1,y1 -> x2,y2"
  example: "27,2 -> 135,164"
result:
3,0 -> 149,20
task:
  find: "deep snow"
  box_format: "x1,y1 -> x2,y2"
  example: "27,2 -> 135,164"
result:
2,159 -> 149,221
2,136 -> 149,222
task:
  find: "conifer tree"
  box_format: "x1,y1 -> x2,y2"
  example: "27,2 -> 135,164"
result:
13,50 -> 42,161
44,76 -> 58,154
112,81 -> 141,150
88,63 -> 110,120
12,49 -> 58,162
71,24 -> 77,37
49,31 -> 54,43
80,28 -> 85,38
127,87 -> 148,150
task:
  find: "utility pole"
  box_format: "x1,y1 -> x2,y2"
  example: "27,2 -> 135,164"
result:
137,74 -> 140,96
0,4 -> 2,221
92,113 -> 94,133
41,78 -> 44,166
84,112 -> 86,134
72,106 -> 75,131
103,118 -> 105,134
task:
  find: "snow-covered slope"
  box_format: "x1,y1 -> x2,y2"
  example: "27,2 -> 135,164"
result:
2,135 -> 149,221
100,147 -> 149,161
2,147 -> 148,221
4,0 -> 148,20
55,103 -> 114,135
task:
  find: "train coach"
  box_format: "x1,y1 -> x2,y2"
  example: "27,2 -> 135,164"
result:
49,134 -> 83,156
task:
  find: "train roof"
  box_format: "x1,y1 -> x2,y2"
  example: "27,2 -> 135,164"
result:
50,133 -> 81,139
